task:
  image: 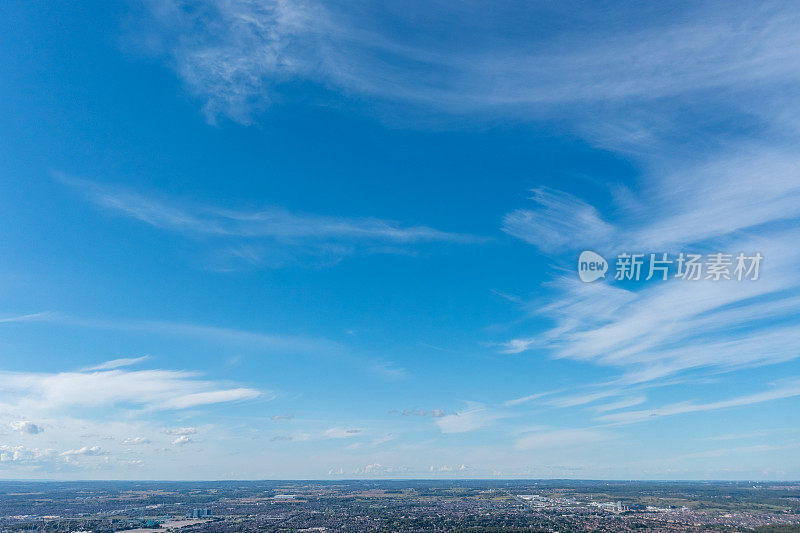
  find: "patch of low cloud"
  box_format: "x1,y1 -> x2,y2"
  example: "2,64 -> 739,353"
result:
122,437 -> 151,445
323,427 -> 362,439
164,427 -> 197,436
9,421 -> 44,434
370,434 -> 395,446
352,463 -> 408,475
0,445 -> 54,463
392,409 -> 446,417
61,445 -> 104,457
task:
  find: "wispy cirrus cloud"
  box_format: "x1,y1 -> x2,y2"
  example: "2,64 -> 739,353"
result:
502,188 -> 613,254
675,441 -> 800,461
491,44 -> 800,421
137,1 -> 800,131
435,403 -> 506,434
323,427 -> 362,439
130,0 -> 800,413
33,0 -> 799,477
0,312 -> 55,323
0,367 -> 263,413
500,146 -> 800,390
0,311 -> 336,354
58,174 -> 476,268
502,391 -> 554,407
515,428 -> 613,451
60,175 -> 466,243
591,396 -> 647,413
82,355 -> 150,371
164,427 -> 196,436
597,380 -> 800,426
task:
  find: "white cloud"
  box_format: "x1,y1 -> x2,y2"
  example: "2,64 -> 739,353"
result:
701,431 -> 770,442
503,391 -> 553,407
0,368 -> 262,413
0,312 -> 54,323
676,442 -> 800,461
502,188 -> 613,254
435,405 -> 504,434
171,435 -> 192,446
548,389 -> 625,409
598,380 -> 800,425
140,0 -> 316,123
0,445 -> 54,463
161,389 -> 261,409
82,355 -> 150,371
351,463 -> 406,475
591,396 -> 647,413
2,1 -> 795,480
122,437 -> 151,445
138,2 -> 800,128
501,157 -> 800,386
164,427 -> 197,436
370,434 -> 395,446
396,409 -> 445,417
63,175 -> 468,243
9,421 -> 44,434
515,429 -> 612,450
61,445 -> 104,457
59,175 -> 475,268
132,1 -> 800,402
323,427 -> 362,439
0,311 -> 336,354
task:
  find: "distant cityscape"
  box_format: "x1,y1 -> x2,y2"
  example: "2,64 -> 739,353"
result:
0,480 -> 798,532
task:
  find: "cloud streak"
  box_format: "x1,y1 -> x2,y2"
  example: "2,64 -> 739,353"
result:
515,428 -> 612,451
435,404 -> 505,434
83,355 -> 150,371
138,1 -> 800,130
0,311 -> 336,354
59,174 -> 476,268
598,380 -> 800,425
500,151 -> 800,388
0,367 -> 263,413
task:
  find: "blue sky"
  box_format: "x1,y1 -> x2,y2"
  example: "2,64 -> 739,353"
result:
1,0 -> 800,480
